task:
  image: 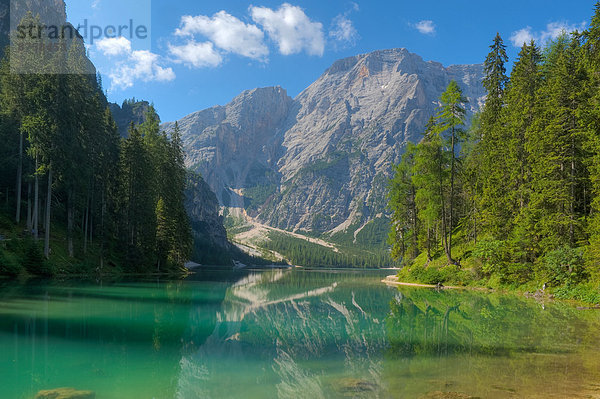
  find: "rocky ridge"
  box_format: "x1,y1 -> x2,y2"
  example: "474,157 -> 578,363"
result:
163,48 -> 486,240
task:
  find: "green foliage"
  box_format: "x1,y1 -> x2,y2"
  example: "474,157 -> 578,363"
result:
327,218 -> 390,252
355,217 -> 390,249
0,247 -> 21,276
388,13 -> 600,300
482,32 -> 509,115
12,238 -> 52,276
243,184 -> 277,212
299,151 -> 348,175
0,25 -> 193,276
388,142 -> 419,260
327,221 -> 361,246
472,239 -> 507,276
539,246 -> 587,287
389,82 -> 467,266
265,231 -> 393,268
554,282 -> 600,304
398,263 -> 474,286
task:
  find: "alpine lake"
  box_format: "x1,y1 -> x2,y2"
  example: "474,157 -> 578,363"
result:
1,268 -> 599,398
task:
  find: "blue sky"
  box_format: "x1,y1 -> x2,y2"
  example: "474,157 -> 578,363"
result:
66,0 -> 597,122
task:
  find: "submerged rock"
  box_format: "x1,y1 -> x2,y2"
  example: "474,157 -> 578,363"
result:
332,378 -> 379,396
35,387 -> 95,399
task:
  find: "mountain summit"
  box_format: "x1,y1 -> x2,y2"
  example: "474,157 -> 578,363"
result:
162,48 -> 485,239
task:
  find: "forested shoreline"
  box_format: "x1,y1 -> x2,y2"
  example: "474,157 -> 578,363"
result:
0,13 -> 192,276
389,4 -> 600,303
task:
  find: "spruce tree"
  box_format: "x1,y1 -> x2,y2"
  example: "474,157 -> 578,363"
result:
478,33 -> 511,237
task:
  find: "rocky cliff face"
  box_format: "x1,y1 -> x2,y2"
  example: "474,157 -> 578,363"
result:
162,86 -> 293,210
1,0 -> 67,58
185,172 -> 232,263
1,0 -> 94,74
0,0 -> 9,54
109,101 -> 234,264
163,48 -> 486,237
108,100 -> 152,138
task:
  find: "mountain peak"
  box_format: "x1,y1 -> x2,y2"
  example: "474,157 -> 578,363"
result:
166,48 -> 486,233
324,48 -> 426,76
229,86 -> 290,107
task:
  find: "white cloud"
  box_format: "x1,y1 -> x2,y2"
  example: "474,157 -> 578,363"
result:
412,20 -> 435,35
174,11 -> 268,60
510,27 -> 534,47
510,21 -> 587,47
168,40 -> 223,68
96,37 -> 131,56
93,37 -> 175,90
541,21 -> 586,42
329,3 -> 359,48
250,3 -> 325,56
109,50 -> 175,90
330,15 -> 358,44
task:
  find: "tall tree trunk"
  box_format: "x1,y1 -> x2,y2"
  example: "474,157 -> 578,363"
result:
411,186 -> 418,258
569,114 -> 576,246
67,188 -> 74,257
89,187 -> 94,245
41,199 -> 46,235
26,182 -> 32,231
100,191 -> 106,271
473,202 -> 478,245
33,157 -> 39,240
426,226 -> 432,263
15,132 -> 23,223
83,190 -> 89,254
448,125 -> 456,265
44,169 -> 52,259
437,147 -> 449,260
400,228 -> 406,258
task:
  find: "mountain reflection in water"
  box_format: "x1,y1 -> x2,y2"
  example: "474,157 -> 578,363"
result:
1,269 -> 599,399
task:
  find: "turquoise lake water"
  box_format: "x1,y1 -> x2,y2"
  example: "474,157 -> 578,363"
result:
1,269 -> 599,398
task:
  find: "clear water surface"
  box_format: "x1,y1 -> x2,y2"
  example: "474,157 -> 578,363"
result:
1,268 -> 599,398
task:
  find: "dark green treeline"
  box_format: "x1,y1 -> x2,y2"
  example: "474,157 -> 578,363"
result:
0,14 -> 191,275
389,4 -> 600,293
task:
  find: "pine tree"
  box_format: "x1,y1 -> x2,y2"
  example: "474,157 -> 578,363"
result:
155,197 -> 170,272
435,81 -> 467,265
502,40 -> 542,263
526,34 -> 589,254
478,33 -> 512,236
482,33 -> 509,120
119,123 -> 156,267
583,2 -> 600,273
167,122 -> 192,266
388,142 -> 419,261
413,118 -> 447,263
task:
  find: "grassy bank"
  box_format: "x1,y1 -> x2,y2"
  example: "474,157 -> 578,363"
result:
395,229 -> 600,305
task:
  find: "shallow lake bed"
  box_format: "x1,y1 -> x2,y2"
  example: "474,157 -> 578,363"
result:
1,269 -> 599,398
